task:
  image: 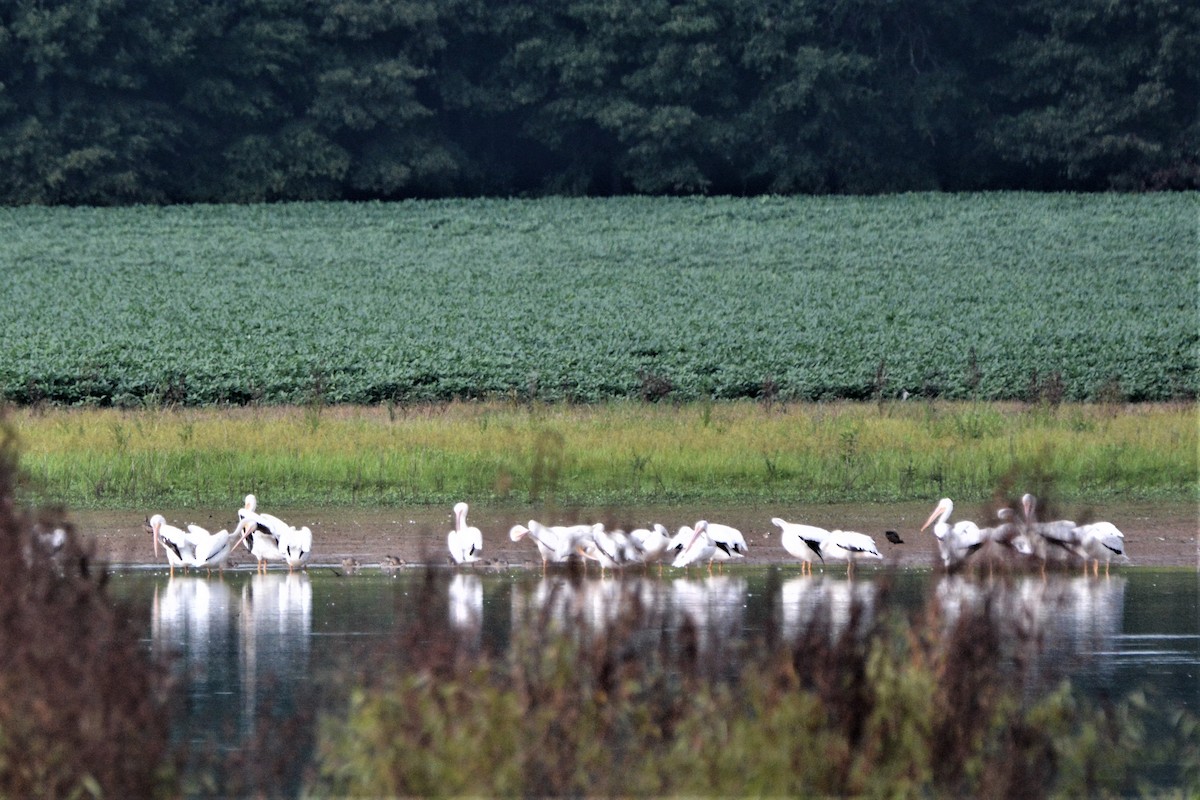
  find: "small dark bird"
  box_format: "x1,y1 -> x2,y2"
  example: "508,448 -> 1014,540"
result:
885,530 -> 904,544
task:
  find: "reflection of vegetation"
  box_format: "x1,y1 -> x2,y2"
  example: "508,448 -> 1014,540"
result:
0,420 -> 175,796
12,401 -> 1197,508
313,574 -> 1196,798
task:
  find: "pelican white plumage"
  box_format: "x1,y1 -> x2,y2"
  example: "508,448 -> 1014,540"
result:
188,524 -> 236,574
236,494 -> 290,572
629,523 -> 672,568
278,525 -> 313,571
509,522 -> 562,568
447,502 -> 483,564
1076,521 -> 1127,575
146,514 -> 203,576
817,530 -> 882,576
1020,494 -> 1088,568
921,498 -> 988,570
705,522 -> 748,559
672,520 -> 724,570
577,527 -> 624,576
772,517 -> 826,574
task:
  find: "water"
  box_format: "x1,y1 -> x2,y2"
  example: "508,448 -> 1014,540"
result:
106,566 -> 1199,792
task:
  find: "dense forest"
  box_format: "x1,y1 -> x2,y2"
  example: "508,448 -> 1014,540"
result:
1,0 -> 1196,204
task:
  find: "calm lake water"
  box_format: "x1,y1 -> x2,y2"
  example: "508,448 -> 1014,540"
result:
106,565 -> 1198,793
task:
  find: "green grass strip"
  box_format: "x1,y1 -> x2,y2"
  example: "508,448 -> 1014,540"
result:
9,401 -> 1196,509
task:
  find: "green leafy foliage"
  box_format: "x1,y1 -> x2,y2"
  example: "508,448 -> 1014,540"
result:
2,195 -> 1194,408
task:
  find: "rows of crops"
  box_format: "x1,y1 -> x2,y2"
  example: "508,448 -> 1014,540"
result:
2,194 -> 1195,406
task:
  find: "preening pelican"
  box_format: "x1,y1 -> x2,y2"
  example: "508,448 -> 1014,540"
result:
146,514 -> 202,577
188,524 -> 236,574
672,520 -> 727,570
447,502 -> 482,564
629,523 -> 672,569
509,523 -> 557,568
234,495 -> 291,572
817,529 -> 882,576
278,525 -> 313,571
1020,494 -> 1088,568
704,522 -> 748,558
772,517 -> 826,574
1076,521 -> 1127,575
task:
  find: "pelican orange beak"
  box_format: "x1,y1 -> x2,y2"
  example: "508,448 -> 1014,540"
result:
146,517 -> 159,557
920,501 -> 948,532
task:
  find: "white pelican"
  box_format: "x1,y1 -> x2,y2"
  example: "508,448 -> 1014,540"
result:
278,525 -> 313,571
509,523 -> 558,568
705,522 -> 748,559
629,523 -> 672,569
447,501 -> 482,564
921,498 -> 988,570
577,531 -> 623,576
236,495 -> 292,572
672,520 -> 729,570
1020,494 -> 1088,568
816,529 -> 882,576
527,520 -> 594,564
772,517 -> 826,574
146,514 -> 203,576
1076,521 -> 1127,575
188,524 -> 236,574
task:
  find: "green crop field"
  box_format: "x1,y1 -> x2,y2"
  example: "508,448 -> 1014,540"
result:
1,193 -> 1195,406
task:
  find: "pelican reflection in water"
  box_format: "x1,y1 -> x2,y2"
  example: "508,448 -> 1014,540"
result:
152,576 -> 237,678
240,572 -> 313,736
448,574 -> 484,648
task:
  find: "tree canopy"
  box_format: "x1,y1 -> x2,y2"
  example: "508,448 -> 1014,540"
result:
1,0 -> 1195,204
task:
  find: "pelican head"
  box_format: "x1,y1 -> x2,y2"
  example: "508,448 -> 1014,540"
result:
509,524 -> 530,542
1021,493 -> 1036,521
921,498 -> 953,532
148,514 -> 165,556
244,494 -> 257,511
454,502 -> 469,528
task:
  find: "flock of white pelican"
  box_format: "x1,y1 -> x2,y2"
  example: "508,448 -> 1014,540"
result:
146,494 -> 312,576
146,492 -> 1127,577
918,493 -> 1128,575
516,516 -> 888,575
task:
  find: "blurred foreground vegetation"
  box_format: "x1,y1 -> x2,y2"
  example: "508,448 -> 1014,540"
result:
311,570 -> 1198,798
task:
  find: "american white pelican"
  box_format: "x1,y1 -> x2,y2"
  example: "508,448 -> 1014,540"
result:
188,524 -> 236,574
278,525 -> 313,571
921,498 -> 988,570
817,529 -> 882,576
772,517 -> 826,574
236,495 -> 292,572
1076,521 -> 1127,575
146,514 -> 202,576
528,520 -> 594,564
447,502 -> 482,564
509,523 -> 557,568
577,530 -> 624,576
1020,494 -> 1088,568
705,522 -> 748,558
629,523 -> 672,569
672,520 -> 727,570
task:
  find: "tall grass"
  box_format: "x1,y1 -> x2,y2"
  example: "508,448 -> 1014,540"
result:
11,400 -> 1196,508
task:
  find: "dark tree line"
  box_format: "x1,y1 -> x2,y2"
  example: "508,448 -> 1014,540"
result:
1,0 -> 1196,205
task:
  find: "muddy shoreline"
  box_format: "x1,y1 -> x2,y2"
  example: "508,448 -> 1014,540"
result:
73,500 -> 1198,572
